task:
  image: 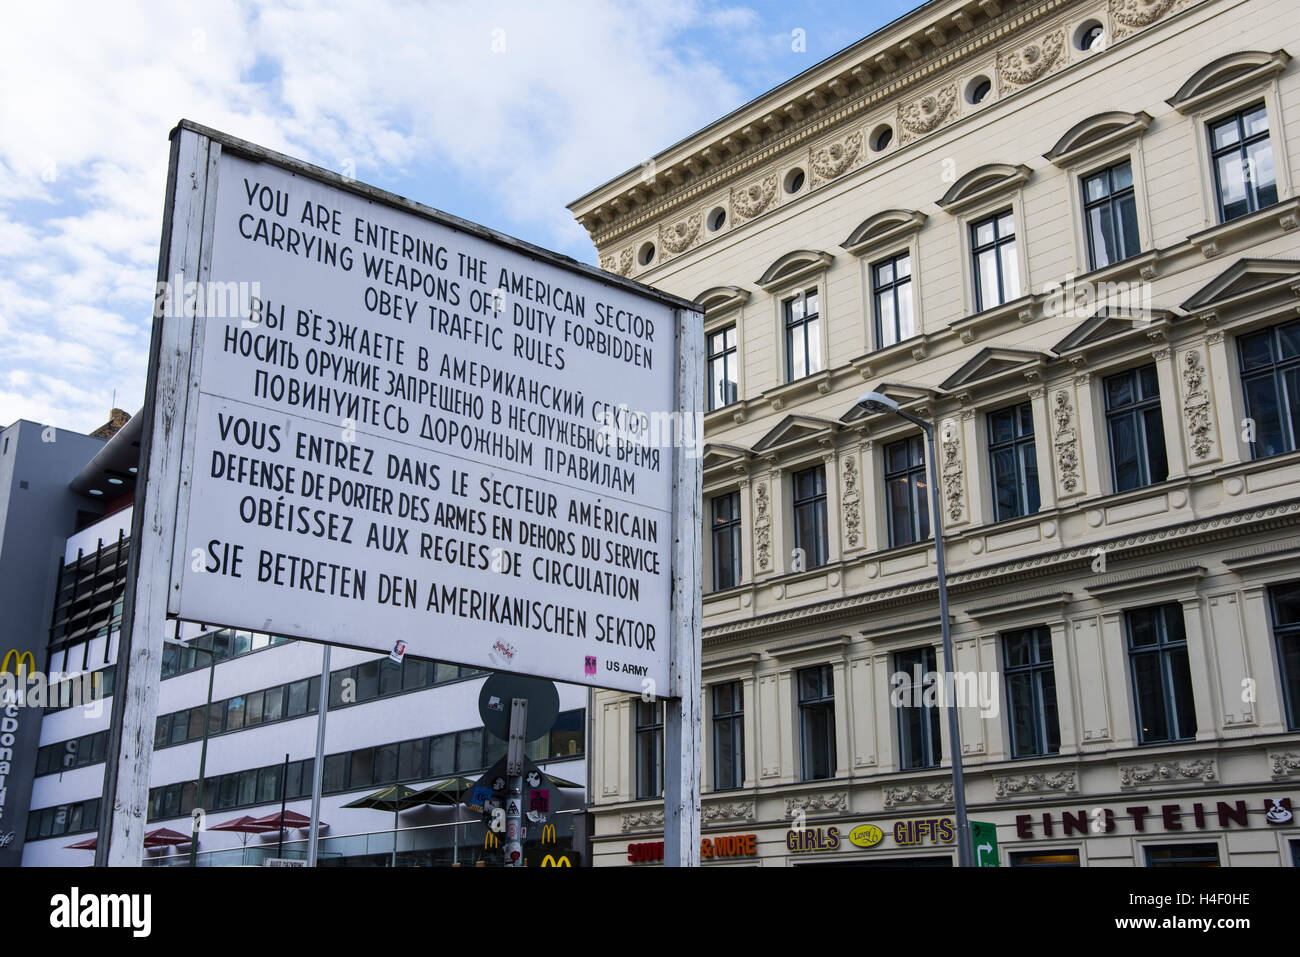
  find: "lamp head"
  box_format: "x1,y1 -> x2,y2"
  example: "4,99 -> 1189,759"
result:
857,391 -> 900,415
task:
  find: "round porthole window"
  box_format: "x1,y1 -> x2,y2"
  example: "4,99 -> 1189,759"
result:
966,76 -> 991,105
707,207 -> 727,232
637,242 -> 655,266
1075,20 -> 1105,51
783,168 -> 806,194
871,124 -> 893,152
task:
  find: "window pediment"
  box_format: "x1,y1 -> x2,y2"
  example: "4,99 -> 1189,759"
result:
1179,258 -> 1300,312
839,381 -> 941,424
695,285 -> 751,317
841,209 -> 927,257
936,163 -> 1032,213
756,249 -> 834,291
1043,111 -> 1152,167
1051,307 -> 1176,356
938,347 -> 1049,392
702,443 -> 752,478
751,413 -> 838,455
1167,49 -> 1291,114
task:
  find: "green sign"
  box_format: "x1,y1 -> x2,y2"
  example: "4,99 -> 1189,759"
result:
971,821 -> 999,866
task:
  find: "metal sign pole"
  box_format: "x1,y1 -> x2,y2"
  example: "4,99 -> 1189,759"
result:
97,127 -> 216,867
663,307 -> 703,867
505,697 -> 528,867
307,644 -> 330,867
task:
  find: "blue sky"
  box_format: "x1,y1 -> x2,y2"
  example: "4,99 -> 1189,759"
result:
0,0 -> 919,433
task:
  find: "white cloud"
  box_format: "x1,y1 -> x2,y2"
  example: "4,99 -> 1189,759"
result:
0,0 -> 774,433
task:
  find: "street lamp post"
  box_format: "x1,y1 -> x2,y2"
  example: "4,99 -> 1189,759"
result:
164,636 -> 216,868
857,392 -> 972,867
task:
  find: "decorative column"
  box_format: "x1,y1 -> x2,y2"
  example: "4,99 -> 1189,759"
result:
822,447 -> 843,565
1065,371 -> 1102,498
1028,386 -> 1058,511
1203,325 -> 1245,468
860,440 -> 882,553
1047,620 -> 1078,754
839,447 -> 866,557
1178,596 -> 1218,742
1151,342 -> 1189,479
752,473 -> 774,579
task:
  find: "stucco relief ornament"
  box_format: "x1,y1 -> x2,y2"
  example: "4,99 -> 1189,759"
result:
754,482 -> 772,571
620,809 -> 665,832
731,173 -> 778,221
598,247 -> 633,277
883,782 -> 953,808
1053,390 -> 1080,494
810,131 -> 862,186
1120,759 -> 1217,787
941,420 -> 964,522
1111,0 -> 1183,37
899,85 -> 957,143
841,456 -> 862,548
993,771 -> 1077,798
997,29 -> 1065,87
659,212 -> 702,256
1182,350 -> 1214,459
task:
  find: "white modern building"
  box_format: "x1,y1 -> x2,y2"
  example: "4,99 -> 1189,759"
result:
9,414 -> 589,867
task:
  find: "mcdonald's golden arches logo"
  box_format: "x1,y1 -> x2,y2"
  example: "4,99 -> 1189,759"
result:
1,650 -> 36,676
484,831 -> 500,850
541,824 -> 556,845
539,854 -> 570,867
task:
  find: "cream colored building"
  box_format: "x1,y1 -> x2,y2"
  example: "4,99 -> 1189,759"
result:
569,0 -> 1300,866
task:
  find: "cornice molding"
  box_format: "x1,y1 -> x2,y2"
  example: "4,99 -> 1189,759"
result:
702,498 -> 1300,643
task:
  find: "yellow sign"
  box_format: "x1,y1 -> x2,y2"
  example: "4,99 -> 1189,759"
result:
540,854 -> 571,867
849,824 -> 884,848
1,650 -> 35,676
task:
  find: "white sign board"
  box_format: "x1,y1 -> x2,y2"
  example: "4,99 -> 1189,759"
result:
166,145 -> 689,695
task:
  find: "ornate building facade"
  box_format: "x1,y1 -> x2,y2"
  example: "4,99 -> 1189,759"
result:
569,0 -> 1300,865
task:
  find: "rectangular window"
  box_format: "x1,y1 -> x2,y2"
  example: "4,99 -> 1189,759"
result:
399,739 -> 426,781
1105,364 -> 1168,492
225,695 -> 246,732
378,660 -> 402,697
548,708 -> 584,758
1269,582 -> 1300,730
885,435 -> 930,548
895,647 -> 941,770
256,766 -> 279,804
971,210 -> 1020,311
1145,843 -> 1220,867
988,402 -> 1040,521
635,699 -> 664,799
429,733 -> 456,776
373,744 -> 399,785
355,660 -> 380,701
712,682 -> 744,791
798,664 -> 836,781
262,685 -> 284,722
873,252 -> 915,348
1003,627 -> 1060,758
322,754 -> 348,794
1082,160 -> 1141,269
784,288 -> 822,381
1239,318 -> 1300,459
349,748 -> 374,790
244,690 -> 264,727
792,465 -> 828,569
1126,603 -> 1197,744
1209,103 -> 1277,222
707,325 -> 739,410
711,491 -> 742,590
402,658 -> 432,692
457,729 -> 484,770
286,678 -> 310,718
